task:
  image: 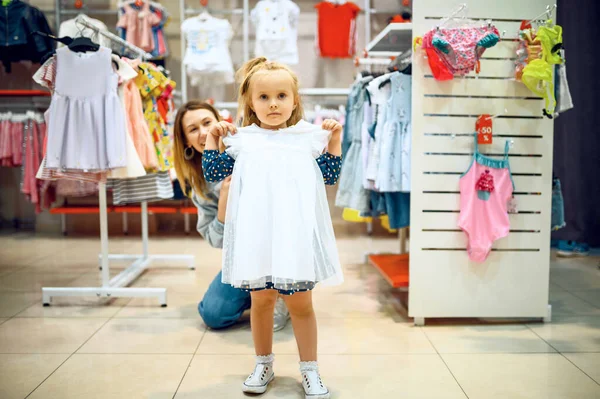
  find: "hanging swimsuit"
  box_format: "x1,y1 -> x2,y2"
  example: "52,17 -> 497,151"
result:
432,25 -> 500,76
521,22 -> 563,118
458,136 -> 515,263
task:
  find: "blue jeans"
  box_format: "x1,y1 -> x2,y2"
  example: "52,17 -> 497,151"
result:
198,271 -> 252,329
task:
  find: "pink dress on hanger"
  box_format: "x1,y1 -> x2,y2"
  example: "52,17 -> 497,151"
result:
117,3 -> 160,52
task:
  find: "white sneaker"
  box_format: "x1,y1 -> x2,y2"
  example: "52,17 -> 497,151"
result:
273,296 -> 290,332
242,354 -> 275,394
300,361 -> 330,399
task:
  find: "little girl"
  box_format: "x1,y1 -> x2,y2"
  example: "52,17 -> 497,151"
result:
202,57 -> 343,399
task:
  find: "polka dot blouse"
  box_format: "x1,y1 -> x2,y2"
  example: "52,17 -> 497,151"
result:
202,150 -> 342,185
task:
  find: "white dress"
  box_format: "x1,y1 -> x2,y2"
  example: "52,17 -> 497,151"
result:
46,46 -> 127,171
221,121 -> 344,290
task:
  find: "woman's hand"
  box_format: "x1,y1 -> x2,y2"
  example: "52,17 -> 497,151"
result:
210,121 -> 238,138
217,176 -> 232,223
321,119 -> 342,157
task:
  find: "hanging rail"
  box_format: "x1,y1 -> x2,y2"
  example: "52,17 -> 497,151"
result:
74,14 -> 153,60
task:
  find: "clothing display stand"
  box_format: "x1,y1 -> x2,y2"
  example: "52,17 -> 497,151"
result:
352,22 -> 412,288
409,0 -> 553,325
41,16 -> 194,308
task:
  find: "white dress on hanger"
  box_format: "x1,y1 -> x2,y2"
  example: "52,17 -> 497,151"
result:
221,121 -> 343,290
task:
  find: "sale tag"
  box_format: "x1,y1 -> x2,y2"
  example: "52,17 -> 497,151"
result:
476,114 -> 493,145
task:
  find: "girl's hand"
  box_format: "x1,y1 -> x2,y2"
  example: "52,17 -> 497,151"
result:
322,119 -> 342,157
210,121 -> 238,138
322,119 -> 342,139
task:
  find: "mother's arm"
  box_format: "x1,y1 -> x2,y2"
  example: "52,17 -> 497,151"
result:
191,188 -> 225,249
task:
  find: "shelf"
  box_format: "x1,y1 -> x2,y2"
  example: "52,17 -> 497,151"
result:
366,23 -> 413,56
368,253 -> 410,288
0,90 -> 51,97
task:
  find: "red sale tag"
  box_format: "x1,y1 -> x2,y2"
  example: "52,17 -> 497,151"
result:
476,114 -> 493,145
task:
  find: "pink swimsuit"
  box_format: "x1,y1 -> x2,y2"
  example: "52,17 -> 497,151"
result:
432,26 -> 500,75
458,137 -> 514,263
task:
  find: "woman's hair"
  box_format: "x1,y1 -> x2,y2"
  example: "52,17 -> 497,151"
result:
236,57 -> 304,127
173,101 -> 222,199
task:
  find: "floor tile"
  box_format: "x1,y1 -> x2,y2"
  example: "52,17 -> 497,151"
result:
527,316 -> 600,352
549,290 -> 600,316
28,354 -> 190,399
16,296 -> 129,318
0,291 -> 42,317
443,353 -> 600,399
423,325 -> 556,354
0,318 -> 107,353
114,286 -> 202,319
78,318 -> 205,354
0,354 -> 69,399
197,318 -> 435,355
0,318 -> 7,325
0,269 -> 87,293
563,353 -> 600,384
570,288 -> 600,308
550,266 -> 600,291
175,354 -> 466,399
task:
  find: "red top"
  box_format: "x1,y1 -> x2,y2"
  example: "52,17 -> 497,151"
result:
315,2 -> 361,58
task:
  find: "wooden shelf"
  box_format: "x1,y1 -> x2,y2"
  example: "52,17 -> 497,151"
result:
368,253 -> 410,288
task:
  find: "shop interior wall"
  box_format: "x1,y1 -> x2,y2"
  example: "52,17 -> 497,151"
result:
0,0 -> 404,235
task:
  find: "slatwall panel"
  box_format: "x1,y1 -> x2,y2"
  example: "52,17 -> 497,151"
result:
409,1 -> 553,320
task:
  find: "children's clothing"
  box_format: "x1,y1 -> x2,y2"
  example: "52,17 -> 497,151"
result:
45,46 -> 127,171
202,121 -> 344,291
458,137 -> 514,263
251,0 -> 300,64
314,1 -> 360,58
551,178 -> 566,231
432,26 -> 500,75
181,14 -> 235,86
117,3 -> 160,52
203,149 -> 342,186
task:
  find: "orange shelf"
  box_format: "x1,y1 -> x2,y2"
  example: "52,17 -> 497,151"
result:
113,206 -> 178,214
368,253 -> 409,288
180,207 -> 197,214
0,90 -> 51,97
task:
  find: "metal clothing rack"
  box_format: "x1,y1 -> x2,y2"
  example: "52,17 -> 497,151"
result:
42,12 -> 195,308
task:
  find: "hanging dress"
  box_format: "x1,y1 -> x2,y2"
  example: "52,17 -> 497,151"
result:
221,121 -> 344,290
45,46 -> 127,171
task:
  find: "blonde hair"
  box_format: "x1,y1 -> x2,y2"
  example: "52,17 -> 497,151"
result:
173,101 -> 222,199
236,57 -> 304,127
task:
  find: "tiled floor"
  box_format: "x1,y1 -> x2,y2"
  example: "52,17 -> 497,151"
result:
0,233 -> 599,399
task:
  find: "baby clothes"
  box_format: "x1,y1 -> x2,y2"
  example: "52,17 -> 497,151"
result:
181,14 -> 234,86
117,3 -> 160,52
314,1 -> 360,58
203,121 -> 344,291
458,137 -> 515,263
251,0 -> 300,64
45,46 -> 127,171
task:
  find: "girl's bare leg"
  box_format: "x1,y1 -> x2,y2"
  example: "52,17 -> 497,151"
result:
250,289 -> 279,355
283,291 -> 317,361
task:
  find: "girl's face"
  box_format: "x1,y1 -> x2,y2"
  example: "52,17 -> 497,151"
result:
250,69 -> 296,130
182,108 -> 219,153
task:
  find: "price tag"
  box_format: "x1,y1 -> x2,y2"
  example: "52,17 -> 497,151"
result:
476,114 -> 493,145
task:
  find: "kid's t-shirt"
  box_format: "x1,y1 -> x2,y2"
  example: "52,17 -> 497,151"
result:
251,0 -> 300,64
315,1 -> 361,58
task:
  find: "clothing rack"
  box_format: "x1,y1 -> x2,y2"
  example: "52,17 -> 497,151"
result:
41,15 -> 195,308
179,0 -> 375,104
74,14 -> 154,60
